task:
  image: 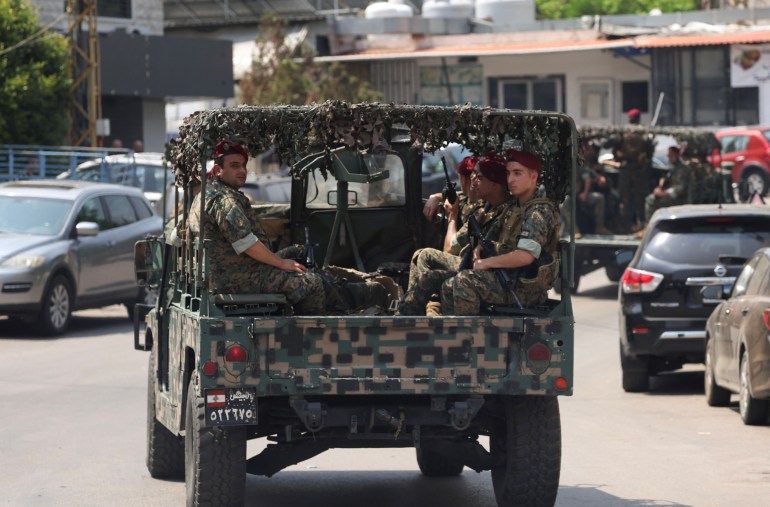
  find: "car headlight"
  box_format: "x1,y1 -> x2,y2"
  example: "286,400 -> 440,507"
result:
0,255 -> 46,269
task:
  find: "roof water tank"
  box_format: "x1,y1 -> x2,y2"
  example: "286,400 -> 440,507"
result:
365,0 -> 414,19
475,0 -> 535,25
422,0 -> 475,19
365,1 -> 414,43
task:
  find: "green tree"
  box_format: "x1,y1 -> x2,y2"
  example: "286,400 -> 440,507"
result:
536,0 -> 699,19
239,14 -> 380,105
0,0 -> 69,145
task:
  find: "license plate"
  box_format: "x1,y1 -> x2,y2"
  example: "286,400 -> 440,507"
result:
204,388 -> 257,426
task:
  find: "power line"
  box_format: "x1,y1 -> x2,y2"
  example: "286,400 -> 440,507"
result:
0,13 -> 67,58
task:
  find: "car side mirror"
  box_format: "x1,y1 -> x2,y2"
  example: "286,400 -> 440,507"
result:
75,221 -> 99,237
134,238 -> 163,288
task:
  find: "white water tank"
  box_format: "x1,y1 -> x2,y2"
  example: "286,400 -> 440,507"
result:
365,0 -> 414,19
365,1 -> 414,43
475,0 -> 535,24
422,0 -> 475,19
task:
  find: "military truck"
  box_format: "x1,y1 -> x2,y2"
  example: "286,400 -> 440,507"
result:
133,102 -> 577,507
568,125 -> 734,291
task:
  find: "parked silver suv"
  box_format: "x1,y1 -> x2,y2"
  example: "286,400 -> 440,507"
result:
0,180 -> 163,335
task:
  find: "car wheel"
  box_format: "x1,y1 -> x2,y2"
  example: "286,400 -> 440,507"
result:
37,275 -> 73,336
739,352 -> 769,425
620,345 -> 650,392
146,351 -> 184,479
416,447 -> 464,477
704,338 -> 731,407
185,372 -> 247,506
742,168 -> 768,200
490,396 -> 561,507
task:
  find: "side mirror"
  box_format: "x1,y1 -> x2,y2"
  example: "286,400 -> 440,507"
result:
134,238 -> 163,288
75,221 -> 99,237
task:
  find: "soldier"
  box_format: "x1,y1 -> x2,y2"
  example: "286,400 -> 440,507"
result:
396,154 -> 513,316
188,141 -> 326,314
614,109 -> 652,232
441,149 -> 560,314
561,141 -> 611,236
423,155 -> 484,253
644,145 -> 692,221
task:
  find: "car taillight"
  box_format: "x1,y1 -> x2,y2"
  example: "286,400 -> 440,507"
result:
225,345 -> 249,362
763,309 -> 770,331
621,268 -> 664,293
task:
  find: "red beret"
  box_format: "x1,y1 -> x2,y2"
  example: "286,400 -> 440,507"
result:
477,154 -> 508,185
456,155 -> 479,177
627,108 -> 641,119
505,149 -> 542,172
214,141 -> 248,162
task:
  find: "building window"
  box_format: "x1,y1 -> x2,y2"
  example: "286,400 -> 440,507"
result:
99,0 -> 131,18
621,81 -> 649,114
420,64 -> 482,106
495,77 -> 563,111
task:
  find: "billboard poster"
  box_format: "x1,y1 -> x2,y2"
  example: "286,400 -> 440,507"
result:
731,44 -> 770,88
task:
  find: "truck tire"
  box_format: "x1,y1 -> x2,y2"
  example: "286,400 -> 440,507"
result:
185,372 -> 247,506
416,447 -> 464,477
490,396 -> 561,507
704,337 -> 730,407
146,352 -> 184,479
37,275 -> 72,335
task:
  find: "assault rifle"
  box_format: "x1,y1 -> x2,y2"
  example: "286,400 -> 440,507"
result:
441,157 -> 457,205
303,226 -> 316,272
458,214 -> 522,309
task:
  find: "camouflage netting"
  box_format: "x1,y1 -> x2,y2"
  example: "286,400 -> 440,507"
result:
164,101 -> 577,205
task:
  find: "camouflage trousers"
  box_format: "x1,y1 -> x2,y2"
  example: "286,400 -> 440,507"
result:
220,263 -> 325,315
441,268 -> 549,315
398,248 -> 460,315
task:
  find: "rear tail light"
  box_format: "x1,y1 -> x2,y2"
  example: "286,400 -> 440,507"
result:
526,342 -> 551,375
621,268 -> 664,293
763,309 -> 770,331
225,345 -> 249,362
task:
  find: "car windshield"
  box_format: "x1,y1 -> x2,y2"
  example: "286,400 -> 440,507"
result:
0,196 -> 72,235
646,216 -> 770,264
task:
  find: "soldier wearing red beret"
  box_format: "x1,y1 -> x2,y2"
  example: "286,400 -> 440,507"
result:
443,148 -> 561,314
188,141 -> 326,314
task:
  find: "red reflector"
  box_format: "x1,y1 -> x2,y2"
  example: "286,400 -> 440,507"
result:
225,345 -> 249,362
632,327 -> 651,334
202,361 -> 218,377
527,343 -> 551,362
763,309 -> 770,331
553,377 -> 568,391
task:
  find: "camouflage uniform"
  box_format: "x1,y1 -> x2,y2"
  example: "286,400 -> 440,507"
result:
442,196 -> 560,315
398,196 -> 515,316
448,193 -> 484,255
189,178 -> 325,314
615,130 -> 652,231
644,159 -> 692,221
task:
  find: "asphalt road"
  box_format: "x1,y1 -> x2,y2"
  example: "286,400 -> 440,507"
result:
1,271 -> 768,506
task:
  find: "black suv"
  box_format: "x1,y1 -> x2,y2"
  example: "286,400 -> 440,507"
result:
618,204 -> 770,392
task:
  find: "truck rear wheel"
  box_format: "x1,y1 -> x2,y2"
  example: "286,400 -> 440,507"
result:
416,447 -> 464,477
146,352 -> 184,479
490,396 -> 561,507
185,372 -> 247,507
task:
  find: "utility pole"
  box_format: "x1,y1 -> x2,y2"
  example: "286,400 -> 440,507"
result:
67,0 -> 101,147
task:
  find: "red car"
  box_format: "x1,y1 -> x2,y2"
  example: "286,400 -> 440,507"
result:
716,127 -> 770,201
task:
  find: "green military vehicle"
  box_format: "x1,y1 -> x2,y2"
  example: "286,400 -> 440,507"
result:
133,102 -> 577,507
